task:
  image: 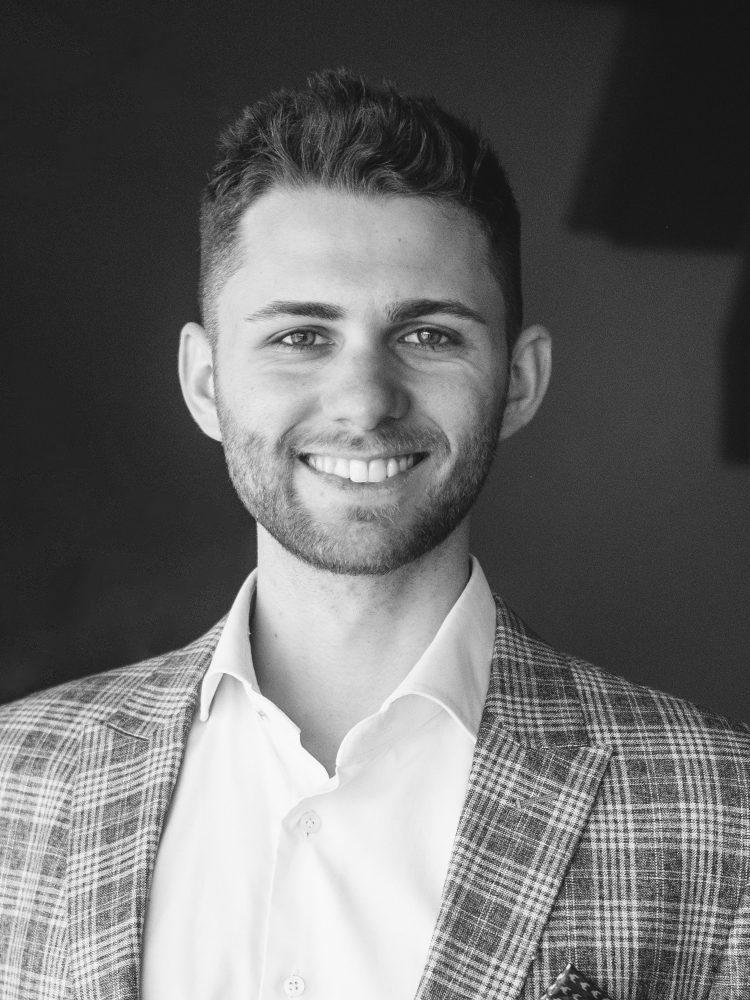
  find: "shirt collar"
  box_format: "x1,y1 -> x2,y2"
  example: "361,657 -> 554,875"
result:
198,570 -> 260,722
199,556 -> 496,740
380,556 -> 495,739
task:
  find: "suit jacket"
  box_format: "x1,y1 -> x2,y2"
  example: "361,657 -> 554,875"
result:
1,597 -> 748,1000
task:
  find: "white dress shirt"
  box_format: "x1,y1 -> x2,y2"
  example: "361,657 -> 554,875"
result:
141,556 -> 496,1000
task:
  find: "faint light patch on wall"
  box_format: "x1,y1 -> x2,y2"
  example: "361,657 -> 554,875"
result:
568,1 -> 750,461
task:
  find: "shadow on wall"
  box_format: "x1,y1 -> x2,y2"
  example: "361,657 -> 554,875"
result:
569,1 -> 750,461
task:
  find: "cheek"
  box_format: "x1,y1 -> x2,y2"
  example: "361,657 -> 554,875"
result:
217,364 -> 317,435
420,370 -> 504,436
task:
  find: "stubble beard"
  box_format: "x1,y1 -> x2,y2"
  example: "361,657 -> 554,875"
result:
217,401 -> 505,577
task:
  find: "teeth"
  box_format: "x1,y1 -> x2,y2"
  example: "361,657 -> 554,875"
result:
368,459 -> 387,483
349,460 -> 368,483
306,454 -> 419,483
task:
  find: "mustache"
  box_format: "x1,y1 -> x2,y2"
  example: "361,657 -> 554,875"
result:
285,426 -> 449,456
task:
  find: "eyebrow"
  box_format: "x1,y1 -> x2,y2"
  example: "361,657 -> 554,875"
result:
386,299 -> 487,325
244,298 -> 487,325
245,300 -> 344,322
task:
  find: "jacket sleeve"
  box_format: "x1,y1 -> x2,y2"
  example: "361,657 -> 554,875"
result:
711,883 -> 750,992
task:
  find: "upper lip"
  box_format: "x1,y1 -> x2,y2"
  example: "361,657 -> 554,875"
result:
301,450 -> 424,460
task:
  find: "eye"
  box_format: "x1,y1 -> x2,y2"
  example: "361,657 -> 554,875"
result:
277,329 -> 331,349
400,327 -> 454,349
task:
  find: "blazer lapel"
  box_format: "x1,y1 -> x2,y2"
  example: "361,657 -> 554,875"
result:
66,624 -> 222,1000
417,599 -> 613,1000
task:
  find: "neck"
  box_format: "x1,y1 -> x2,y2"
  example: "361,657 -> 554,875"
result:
249,525 -> 471,771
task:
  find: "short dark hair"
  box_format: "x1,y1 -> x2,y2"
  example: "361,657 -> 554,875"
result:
200,68 -> 522,345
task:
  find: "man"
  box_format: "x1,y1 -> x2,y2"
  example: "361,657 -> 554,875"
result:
0,69 -> 748,1000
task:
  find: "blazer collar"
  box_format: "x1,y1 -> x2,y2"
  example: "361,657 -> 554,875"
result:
416,597 -> 613,1000
67,620 -> 224,1000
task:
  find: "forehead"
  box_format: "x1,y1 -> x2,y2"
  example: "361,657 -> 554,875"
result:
224,186 -> 504,320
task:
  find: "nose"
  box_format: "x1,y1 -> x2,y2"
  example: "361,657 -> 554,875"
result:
319,345 -> 409,431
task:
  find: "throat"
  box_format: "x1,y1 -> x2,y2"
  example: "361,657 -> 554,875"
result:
252,621 -> 404,748
249,525 -> 473,763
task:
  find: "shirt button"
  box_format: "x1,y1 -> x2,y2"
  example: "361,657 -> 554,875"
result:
283,974 -> 305,996
299,810 -> 322,838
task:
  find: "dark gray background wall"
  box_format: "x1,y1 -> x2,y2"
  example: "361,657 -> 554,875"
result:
3,0 -> 748,719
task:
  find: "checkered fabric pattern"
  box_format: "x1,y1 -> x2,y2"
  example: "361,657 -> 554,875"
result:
1,598 -> 749,1000
0,620 -> 223,1000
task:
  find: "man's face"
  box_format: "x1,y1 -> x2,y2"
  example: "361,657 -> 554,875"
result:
211,186 -> 508,575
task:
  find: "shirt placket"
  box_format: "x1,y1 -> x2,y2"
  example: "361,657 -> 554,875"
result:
258,796 -> 325,1000
255,700 -> 418,998
253,698 -> 335,1000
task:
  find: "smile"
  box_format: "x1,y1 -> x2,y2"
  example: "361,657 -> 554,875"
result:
302,453 -> 425,483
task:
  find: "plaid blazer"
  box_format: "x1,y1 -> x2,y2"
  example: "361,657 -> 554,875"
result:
1,597 -> 748,1000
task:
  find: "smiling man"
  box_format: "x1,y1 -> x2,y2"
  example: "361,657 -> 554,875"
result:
1,70 -> 749,1000
191,188 -> 517,584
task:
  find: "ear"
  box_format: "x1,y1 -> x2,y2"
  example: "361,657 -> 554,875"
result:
499,324 -> 552,440
178,322 -> 222,441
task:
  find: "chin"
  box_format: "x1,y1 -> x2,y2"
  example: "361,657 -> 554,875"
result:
265,511 -> 463,577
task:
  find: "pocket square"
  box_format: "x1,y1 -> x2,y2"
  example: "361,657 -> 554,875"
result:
543,962 -> 613,999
